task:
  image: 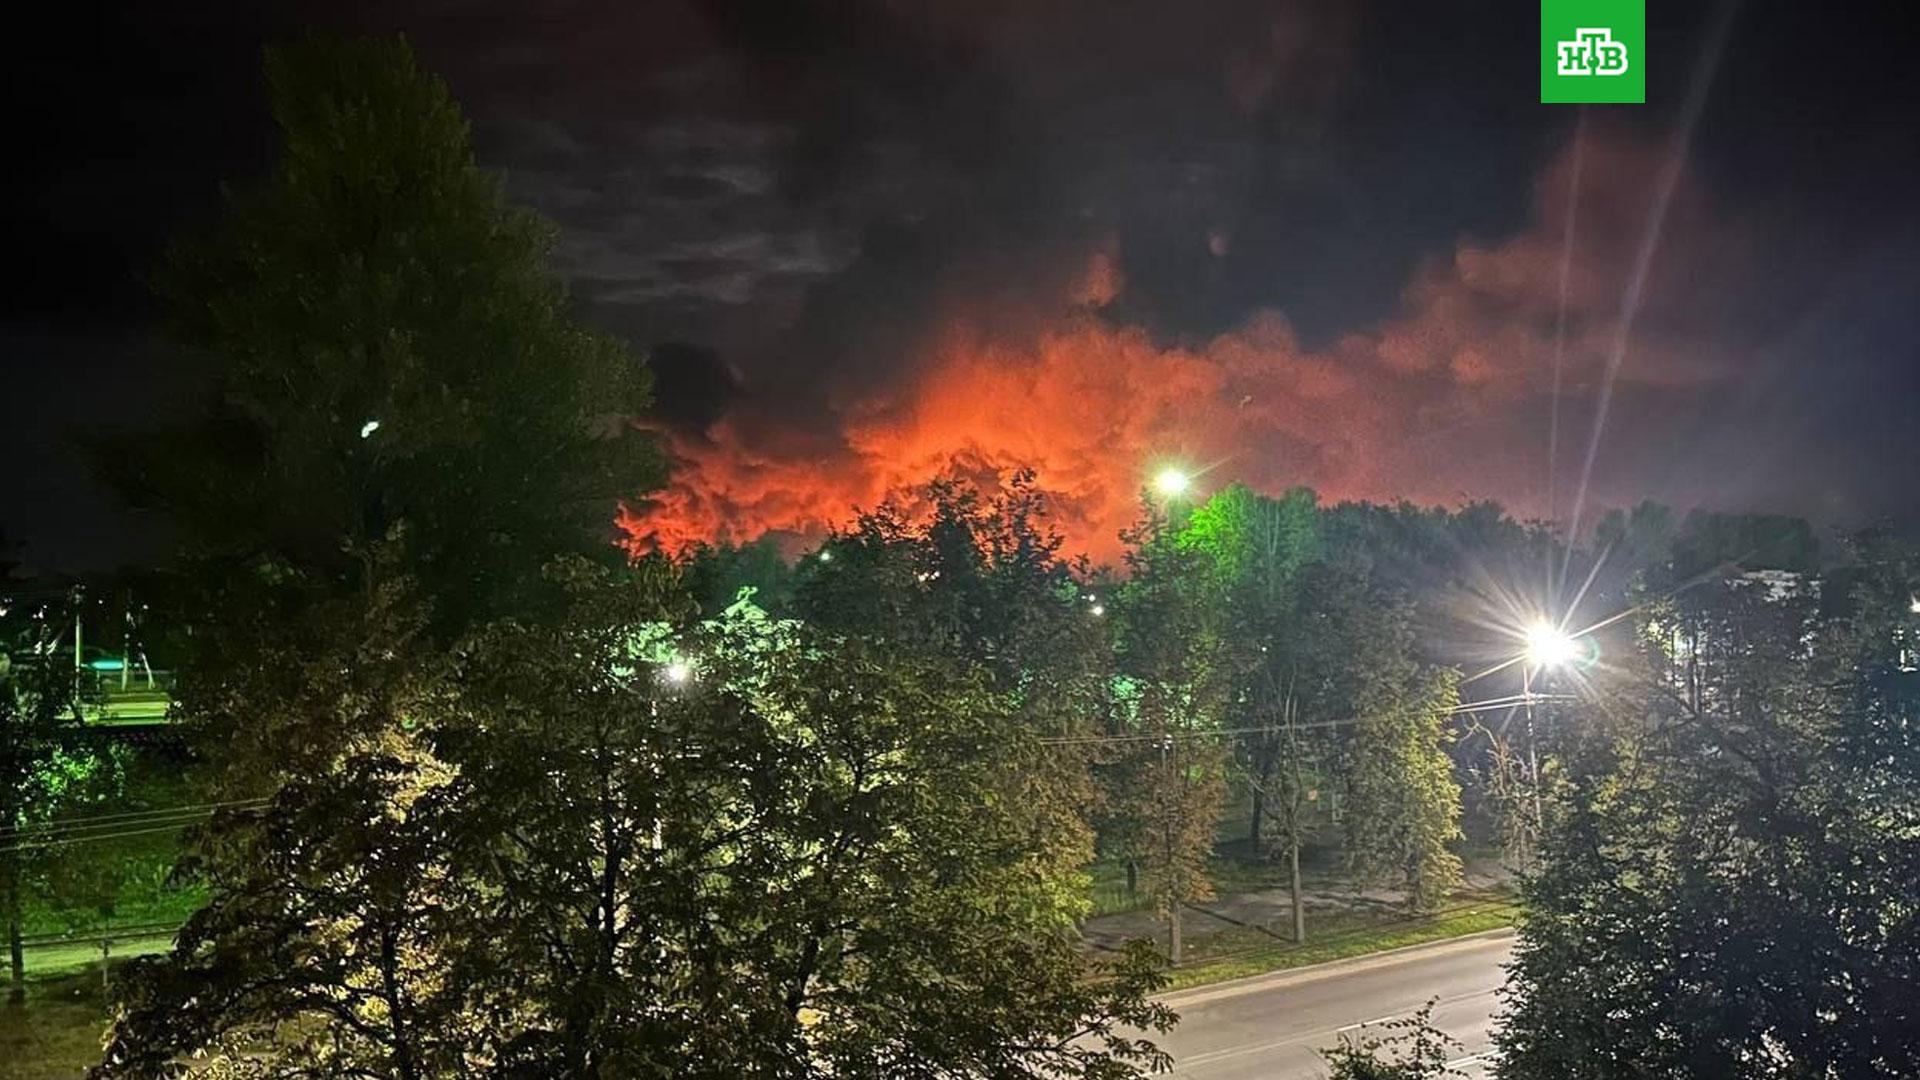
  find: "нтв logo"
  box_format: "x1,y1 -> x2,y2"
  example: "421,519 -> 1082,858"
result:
1541,0 -> 1644,103
1557,28 -> 1629,76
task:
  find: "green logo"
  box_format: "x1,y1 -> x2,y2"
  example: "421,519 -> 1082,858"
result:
1542,0 -> 1645,103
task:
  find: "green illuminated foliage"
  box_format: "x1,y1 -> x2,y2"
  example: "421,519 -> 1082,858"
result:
1109,500 -> 1231,964
1,593 -> 95,1001
1179,485 -> 1322,911
1177,486 -> 1462,920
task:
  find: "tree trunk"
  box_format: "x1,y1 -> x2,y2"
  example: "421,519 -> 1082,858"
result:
5,854 -> 26,1005
1167,905 -> 1183,967
1288,833 -> 1306,944
1248,785 -> 1265,849
1125,859 -> 1138,898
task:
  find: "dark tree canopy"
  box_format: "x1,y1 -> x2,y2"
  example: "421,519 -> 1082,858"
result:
1497,538 -> 1920,1079
96,36 -> 658,635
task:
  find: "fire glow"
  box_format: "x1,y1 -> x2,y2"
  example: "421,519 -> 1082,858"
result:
621,136 -> 1731,563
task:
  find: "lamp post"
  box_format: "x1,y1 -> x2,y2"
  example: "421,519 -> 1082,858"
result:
1518,622 -> 1578,867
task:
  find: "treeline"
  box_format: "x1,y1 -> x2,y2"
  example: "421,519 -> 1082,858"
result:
687,478 -> 1488,964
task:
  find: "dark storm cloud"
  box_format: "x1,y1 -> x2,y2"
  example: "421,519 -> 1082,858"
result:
360,0 -> 1395,423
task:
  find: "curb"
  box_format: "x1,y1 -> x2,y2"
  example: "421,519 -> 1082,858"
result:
1158,926 -> 1518,1008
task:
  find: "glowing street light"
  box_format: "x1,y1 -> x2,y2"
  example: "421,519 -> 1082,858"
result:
662,659 -> 693,686
1910,596 -> 1920,615
1523,622 -> 1578,669
1152,467 -> 1191,498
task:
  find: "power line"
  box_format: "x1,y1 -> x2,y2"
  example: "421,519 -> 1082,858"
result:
1041,717 -> 1364,747
0,820 -> 212,856
0,800 -> 272,855
1039,694 -> 1576,747
0,797 -> 269,841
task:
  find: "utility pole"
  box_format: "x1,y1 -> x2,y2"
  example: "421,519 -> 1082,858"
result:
1162,732 -> 1181,967
1284,689 -> 1306,944
1521,664 -> 1546,869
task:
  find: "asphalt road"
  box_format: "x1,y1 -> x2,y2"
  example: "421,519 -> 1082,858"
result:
1155,930 -> 1514,1080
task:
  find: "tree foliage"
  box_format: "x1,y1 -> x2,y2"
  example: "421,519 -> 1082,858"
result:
1496,537 -> 1920,1079
95,36 -> 658,637
1108,500 -> 1230,963
0,589 -> 95,1001
795,471 -> 1111,905
98,568 -> 1172,1078
1318,1001 -> 1463,1080
1177,488 -> 1464,917
1282,566 -> 1462,911
1340,663 -> 1462,911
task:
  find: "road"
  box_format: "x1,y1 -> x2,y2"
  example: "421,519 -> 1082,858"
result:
1155,930 -> 1513,1079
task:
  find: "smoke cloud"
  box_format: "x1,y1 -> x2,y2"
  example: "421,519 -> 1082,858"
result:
624,132 -> 1746,562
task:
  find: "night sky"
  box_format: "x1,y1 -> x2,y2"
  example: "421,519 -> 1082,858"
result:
6,1 -> 1918,571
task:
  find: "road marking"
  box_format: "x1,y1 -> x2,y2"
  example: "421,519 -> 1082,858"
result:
1335,1013 -> 1399,1033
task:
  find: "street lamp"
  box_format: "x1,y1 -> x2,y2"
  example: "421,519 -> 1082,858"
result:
1152,466 -> 1191,498
662,660 -> 693,686
1510,619 -> 1581,872
1523,622 -> 1578,670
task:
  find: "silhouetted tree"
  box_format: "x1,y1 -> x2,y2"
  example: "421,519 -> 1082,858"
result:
94,36 -> 658,641
680,535 -> 797,616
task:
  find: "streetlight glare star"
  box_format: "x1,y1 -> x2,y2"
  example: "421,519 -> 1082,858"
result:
1152,467 -> 1191,497
1523,622 -> 1578,669
663,660 -> 693,685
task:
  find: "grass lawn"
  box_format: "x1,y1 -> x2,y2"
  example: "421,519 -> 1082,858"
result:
1,968 -> 117,1080
19,825 -> 203,980
21,885 -> 204,944
1161,897 -> 1519,992
1088,852 -> 1285,916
